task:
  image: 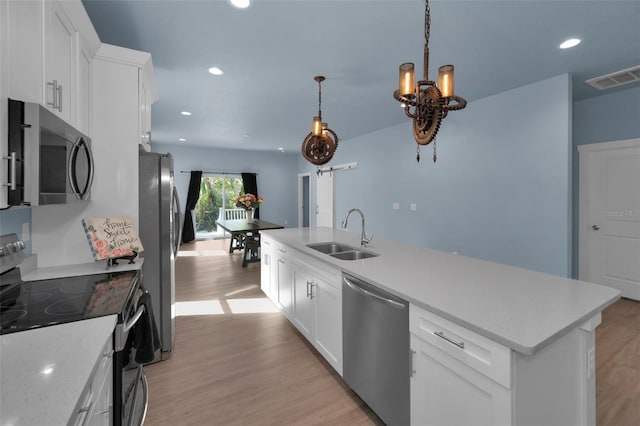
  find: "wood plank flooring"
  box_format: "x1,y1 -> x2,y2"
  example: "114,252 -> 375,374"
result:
145,238 -> 640,426
144,238 -> 382,426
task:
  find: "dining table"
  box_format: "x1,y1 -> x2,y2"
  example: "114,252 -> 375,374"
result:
215,218 -> 284,267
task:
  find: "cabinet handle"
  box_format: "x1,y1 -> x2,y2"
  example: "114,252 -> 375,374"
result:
3,152 -> 16,190
57,83 -> 62,112
434,331 -> 465,349
306,281 -> 312,298
47,80 -> 57,108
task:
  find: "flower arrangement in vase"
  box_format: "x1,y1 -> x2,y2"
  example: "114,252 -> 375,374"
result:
235,193 -> 263,222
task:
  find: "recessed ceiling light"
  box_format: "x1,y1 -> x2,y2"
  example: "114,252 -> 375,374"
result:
278,147 -> 284,152
229,0 -> 250,9
179,138 -> 186,142
559,38 -> 581,49
208,67 -> 224,76
180,111 -> 192,116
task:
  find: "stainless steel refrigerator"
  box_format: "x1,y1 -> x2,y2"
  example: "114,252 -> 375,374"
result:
139,147 -> 182,361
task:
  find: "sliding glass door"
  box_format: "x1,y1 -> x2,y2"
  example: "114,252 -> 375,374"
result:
194,175 -> 244,239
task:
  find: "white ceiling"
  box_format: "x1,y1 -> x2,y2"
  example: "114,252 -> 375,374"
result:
82,0 -> 640,152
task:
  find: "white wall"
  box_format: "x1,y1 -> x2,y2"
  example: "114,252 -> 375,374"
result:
300,74 -> 573,277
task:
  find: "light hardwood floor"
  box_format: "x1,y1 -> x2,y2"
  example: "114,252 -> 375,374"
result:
145,238 -> 640,426
144,238 -> 382,426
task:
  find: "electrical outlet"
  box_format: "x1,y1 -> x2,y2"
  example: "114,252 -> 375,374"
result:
587,347 -> 595,378
392,203 -> 400,210
410,203 -> 417,211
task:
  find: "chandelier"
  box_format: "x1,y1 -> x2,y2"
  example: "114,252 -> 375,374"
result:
301,76 -> 339,165
393,0 -> 467,162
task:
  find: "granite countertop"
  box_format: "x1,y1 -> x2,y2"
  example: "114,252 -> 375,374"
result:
261,227 -> 621,355
0,259 -> 144,425
0,316 -> 116,425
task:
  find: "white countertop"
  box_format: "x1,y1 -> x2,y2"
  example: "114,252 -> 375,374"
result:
0,316 -> 116,426
20,257 -> 143,281
261,227 -> 621,355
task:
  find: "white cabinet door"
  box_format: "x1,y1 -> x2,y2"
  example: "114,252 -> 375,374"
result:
45,0 -> 74,122
6,0 -> 43,103
276,254 -> 293,315
410,334 -> 511,426
313,275 -> 341,372
138,75 -> 152,151
292,264 -> 314,339
76,32 -> 92,136
260,238 -> 273,297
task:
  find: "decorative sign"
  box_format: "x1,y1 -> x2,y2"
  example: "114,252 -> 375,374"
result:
82,216 -> 143,261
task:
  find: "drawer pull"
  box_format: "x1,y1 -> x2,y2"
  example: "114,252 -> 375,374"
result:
434,331 -> 465,349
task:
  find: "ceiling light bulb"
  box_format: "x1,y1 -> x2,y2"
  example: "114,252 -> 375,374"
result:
180,111 -> 192,116
229,0 -> 250,9
208,67 -> 224,75
179,138 -> 186,142
559,38 -> 581,49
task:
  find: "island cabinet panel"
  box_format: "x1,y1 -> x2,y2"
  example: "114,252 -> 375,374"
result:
260,240 -> 343,374
291,259 -> 342,374
260,236 -> 274,296
275,243 -> 293,316
410,334 -> 511,426
410,304 -> 599,426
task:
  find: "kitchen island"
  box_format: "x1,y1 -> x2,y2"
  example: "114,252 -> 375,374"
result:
260,227 -> 620,426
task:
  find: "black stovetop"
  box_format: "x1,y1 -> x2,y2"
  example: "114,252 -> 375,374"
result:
0,269 -> 141,335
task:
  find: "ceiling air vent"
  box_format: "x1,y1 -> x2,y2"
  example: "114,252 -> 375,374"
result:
586,65 -> 640,90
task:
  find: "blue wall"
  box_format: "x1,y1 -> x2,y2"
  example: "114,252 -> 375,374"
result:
300,74 -> 573,277
152,143 -> 299,231
571,85 -> 640,277
0,208 -> 32,254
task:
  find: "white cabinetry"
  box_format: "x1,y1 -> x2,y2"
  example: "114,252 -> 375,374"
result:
44,0 -> 74,122
4,0 -> 100,131
261,236 -> 274,296
275,243 -> 293,315
138,77 -> 153,151
72,335 -> 113,426
410,304 -> 599,426
260,238 -> 342,374
292,259 -> 342,373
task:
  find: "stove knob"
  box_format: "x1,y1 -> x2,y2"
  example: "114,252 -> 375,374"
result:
15,240 -> 25,250
0,246 -> 5,256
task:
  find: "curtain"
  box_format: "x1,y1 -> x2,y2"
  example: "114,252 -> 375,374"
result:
241,172 -> 259,219
182,170 -> 202,243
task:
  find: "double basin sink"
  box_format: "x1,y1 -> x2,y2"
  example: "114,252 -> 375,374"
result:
306,242 -> 379,261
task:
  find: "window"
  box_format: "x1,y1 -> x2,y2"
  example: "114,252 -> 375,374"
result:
194,175 -> 244,238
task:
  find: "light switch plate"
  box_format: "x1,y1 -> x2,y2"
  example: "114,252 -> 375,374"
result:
393,203 -> 400,210
410,203 -> 417,211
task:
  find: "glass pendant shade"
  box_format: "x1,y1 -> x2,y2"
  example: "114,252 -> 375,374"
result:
312,116 -> 322,136
438,65 -> 455,97
399,63 -> 415,96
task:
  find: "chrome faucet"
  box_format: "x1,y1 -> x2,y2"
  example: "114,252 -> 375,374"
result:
341,208 -> 373,247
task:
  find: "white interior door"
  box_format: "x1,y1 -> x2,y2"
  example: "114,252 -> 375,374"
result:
579,139 -> 640,300
317,171 -> 334,227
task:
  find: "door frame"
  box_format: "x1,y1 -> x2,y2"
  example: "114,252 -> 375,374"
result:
298,172 -> 311,228
578,138 -> 640,283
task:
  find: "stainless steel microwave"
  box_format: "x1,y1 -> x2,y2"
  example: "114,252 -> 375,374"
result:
7,99 -> 94,206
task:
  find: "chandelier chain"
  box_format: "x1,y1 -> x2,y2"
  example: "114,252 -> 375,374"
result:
317,79 -> 322,116
424,0 -> 430,46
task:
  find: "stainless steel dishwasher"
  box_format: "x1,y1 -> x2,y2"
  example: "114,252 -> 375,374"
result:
342,273 -> 410,426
